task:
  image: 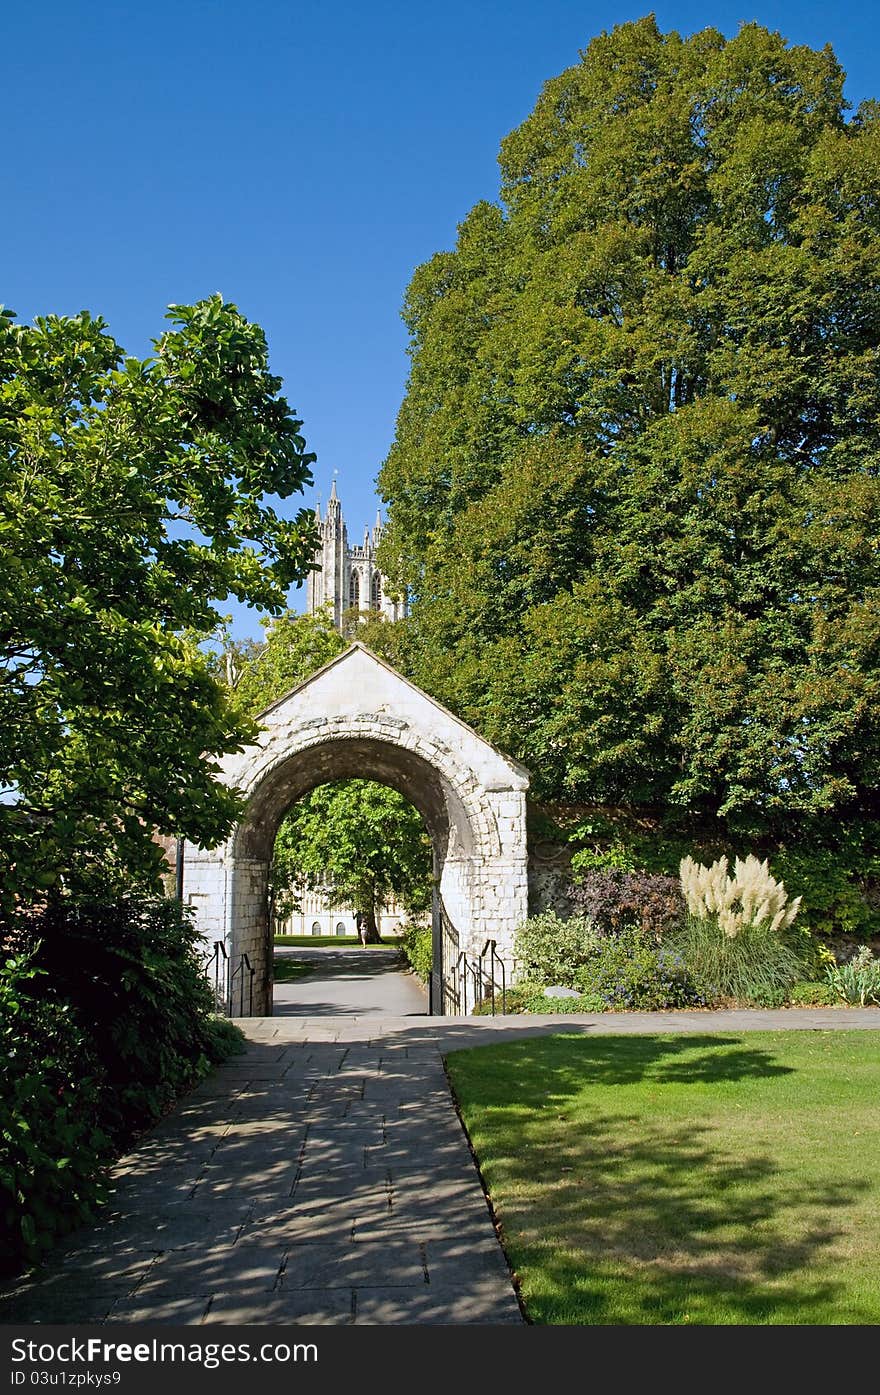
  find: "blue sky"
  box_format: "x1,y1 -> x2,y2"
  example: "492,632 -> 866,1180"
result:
3,1 -> 877,637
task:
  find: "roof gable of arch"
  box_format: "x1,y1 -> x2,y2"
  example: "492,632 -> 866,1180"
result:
237,642 -> 529,796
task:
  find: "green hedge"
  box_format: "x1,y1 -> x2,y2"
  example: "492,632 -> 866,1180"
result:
536,806 -> 880,940
399,923 -> 432,982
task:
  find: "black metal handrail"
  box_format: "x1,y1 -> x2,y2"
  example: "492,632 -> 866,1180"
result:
479,938 -> 507,1016
200,939 -> 228,1009
455,950 -> 484,1015
228,951 -> 254,1017
454,940 -> 508,1015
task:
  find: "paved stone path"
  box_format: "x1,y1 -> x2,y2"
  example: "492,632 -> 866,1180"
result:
273,946 -> 427,1017
2,1005 -> 878,1326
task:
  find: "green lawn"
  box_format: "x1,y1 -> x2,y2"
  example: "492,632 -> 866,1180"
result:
273,935 -> 396,947
446,1031 -> 880,1325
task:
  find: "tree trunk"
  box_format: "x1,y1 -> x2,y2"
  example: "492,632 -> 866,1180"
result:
357,902 -> 382,943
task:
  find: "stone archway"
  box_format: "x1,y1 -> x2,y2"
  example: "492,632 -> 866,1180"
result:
183,644 -> 530,1015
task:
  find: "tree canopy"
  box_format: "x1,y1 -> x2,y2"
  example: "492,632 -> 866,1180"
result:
376,17 -> 880,842
0,295 -> 318,907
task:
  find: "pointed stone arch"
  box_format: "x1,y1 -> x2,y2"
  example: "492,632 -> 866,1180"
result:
184,644 -> 529,1015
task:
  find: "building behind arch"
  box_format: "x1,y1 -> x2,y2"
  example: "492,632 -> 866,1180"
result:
278,886 -> 411,939
305,479 -> 406,631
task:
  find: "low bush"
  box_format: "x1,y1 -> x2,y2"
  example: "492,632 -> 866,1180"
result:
514,912 -> 604,989
0,952 -> 110,1272
473,982 -> 609,1015
570,870 -> 684,940
788,981 -> 837,1007
399,922 -> 432,982
744,984 -> 789,1009
826,947 -> 880,1006
29,897 -> 233,1141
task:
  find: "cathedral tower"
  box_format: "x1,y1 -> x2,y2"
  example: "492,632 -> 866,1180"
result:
305,481 -> 405,631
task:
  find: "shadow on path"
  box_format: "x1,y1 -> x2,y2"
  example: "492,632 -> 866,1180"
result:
273,945 -> 427,1018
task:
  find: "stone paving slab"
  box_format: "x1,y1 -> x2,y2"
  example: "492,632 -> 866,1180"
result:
203,1290 -> 354,1324
2,1005 -> 879,1327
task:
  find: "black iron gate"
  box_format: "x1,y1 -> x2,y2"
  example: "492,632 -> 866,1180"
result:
200,939 -> 256,1017
441,902 -> 461,1014
429,891 -> 461,1014
429,895 -> 508,1016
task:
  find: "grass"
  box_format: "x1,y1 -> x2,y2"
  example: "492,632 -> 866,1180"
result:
273,934 -> 396,947
446,1031 -> 880,1325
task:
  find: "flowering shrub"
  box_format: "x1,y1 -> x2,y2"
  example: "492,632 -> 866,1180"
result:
673,853 -> 809,1004
511,917 -> 705,1011
680,854 -> 802,938
574,930 -> 707,1010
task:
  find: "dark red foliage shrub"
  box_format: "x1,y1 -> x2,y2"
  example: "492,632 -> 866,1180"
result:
570,869 -> 684,940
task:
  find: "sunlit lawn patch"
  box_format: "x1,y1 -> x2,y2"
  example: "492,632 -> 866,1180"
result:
273,935 -> 394,947
446,1031 -> 880,1324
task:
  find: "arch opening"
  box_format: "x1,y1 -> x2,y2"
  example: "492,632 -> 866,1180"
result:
270,775 -> 432,944
232,737 -> 480,864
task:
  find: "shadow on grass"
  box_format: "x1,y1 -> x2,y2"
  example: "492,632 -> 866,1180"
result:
461,1033 -> 795,1095
448,1035 -> 872,1323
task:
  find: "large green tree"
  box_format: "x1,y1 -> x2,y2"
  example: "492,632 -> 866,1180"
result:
274,779 -> 432,941
0,296 -> 318,907
377,18 -> 880,846
224,611 -> 432,941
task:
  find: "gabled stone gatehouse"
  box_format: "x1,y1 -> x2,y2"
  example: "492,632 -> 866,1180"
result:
183,644 -> 529,1014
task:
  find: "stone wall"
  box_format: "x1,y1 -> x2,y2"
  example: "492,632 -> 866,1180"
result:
527,837 -> 576,918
